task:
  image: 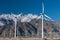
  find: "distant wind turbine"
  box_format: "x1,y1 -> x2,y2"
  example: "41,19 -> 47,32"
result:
11,12 -> 22,40
11,13 -> 17,40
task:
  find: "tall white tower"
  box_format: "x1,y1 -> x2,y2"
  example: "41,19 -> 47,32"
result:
41,2 -> 44,39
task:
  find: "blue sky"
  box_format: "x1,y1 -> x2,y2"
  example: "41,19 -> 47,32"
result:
0,0 -> 60,22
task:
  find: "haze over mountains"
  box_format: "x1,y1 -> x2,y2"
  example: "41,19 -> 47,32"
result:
0,14 -> 60,38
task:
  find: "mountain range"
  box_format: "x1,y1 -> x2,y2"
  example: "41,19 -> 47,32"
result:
0,14 -> 60,38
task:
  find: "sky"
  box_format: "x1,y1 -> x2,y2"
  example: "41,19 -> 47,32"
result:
0,0 -> 60,22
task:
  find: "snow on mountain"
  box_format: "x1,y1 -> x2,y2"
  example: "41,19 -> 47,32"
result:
0,13 -> 53,23
21,14 -> 38,22
0,21 -> 5,26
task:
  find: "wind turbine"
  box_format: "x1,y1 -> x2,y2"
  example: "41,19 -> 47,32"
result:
10,13 -> 17,40
11,12 -> 22,40
41,2 -> 54,39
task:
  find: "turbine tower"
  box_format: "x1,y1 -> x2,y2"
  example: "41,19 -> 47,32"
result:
41,2 -> 44,39
11,14 -> 17,40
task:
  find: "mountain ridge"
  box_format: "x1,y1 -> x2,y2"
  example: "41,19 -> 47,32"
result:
0,14 -> 60,38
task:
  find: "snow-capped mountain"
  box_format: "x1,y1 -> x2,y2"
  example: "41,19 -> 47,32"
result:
0,13 -> 53,24
0,14 -> 60,38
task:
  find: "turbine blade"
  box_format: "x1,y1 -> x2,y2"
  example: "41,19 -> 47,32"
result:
37,15 -> 42,19
42,2 -> 44,13
44,14 -> 52,19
